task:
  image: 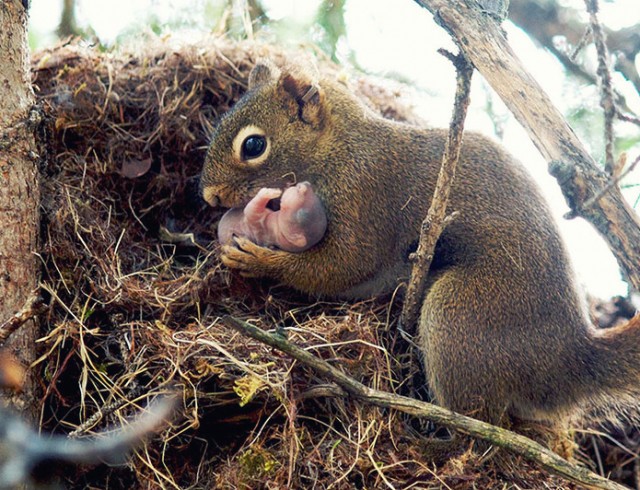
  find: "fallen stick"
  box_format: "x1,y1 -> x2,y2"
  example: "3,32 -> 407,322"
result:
223,315 -> 628,490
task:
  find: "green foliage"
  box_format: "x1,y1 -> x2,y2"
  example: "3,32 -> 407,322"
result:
35,0 -> 354,63
28,30 -> 42,52
315,0 -> 347,62
617,134 -> 640,154
113,0 -> 229,45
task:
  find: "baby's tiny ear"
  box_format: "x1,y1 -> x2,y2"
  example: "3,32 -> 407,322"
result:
278,70 -> 325,130
248,59 -> 281,89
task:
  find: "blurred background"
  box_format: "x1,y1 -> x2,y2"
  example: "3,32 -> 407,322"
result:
29,0 -> 640,298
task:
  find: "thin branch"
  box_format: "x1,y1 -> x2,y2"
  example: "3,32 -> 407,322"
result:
582,154 -> 640,211
0,396 -> 176,487
508,0 -> 640,102
223,316 -> 628,490
0,291 -> 46,344
399,51 -> 472,332
570,26 -> 592,61
585,0 -> 616,174
616,108 -> 640,127
69,385 -> 143,438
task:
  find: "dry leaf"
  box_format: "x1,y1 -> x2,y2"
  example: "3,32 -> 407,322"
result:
121,158 -> 152,178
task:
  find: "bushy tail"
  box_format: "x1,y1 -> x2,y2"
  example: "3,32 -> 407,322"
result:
582,314 -> 640,421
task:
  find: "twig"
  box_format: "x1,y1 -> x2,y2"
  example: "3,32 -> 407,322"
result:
69,385 -> 143,438
616,109 -> 640,127
0,292 -> 46,344
0,396 -> 176,487
581,154 -> 640,211
585,0 -> 616,174
223,316 -> 629,490
399,51 -> 473,333
570,26 -> 592,61
509,0 -> 640,116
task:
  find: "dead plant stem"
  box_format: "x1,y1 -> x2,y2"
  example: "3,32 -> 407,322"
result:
585,0 -> 616,174
399,51 -> 472,333
0,292 -> 45,344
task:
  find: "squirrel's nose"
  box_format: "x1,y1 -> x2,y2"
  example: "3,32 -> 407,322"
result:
201,184 -> 244,208
201,185 -> 221,207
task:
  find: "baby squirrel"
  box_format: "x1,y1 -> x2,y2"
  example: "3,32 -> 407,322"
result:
201,60 -> 640,433
217,181 -> 327,252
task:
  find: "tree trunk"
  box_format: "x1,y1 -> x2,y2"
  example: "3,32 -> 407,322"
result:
57,0 -> 80,38
0,0 -> 40,413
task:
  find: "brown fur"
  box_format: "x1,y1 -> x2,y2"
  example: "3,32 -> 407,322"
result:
200,61 -> 640,434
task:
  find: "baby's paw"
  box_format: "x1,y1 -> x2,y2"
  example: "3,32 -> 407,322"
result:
220,236 -> 286,278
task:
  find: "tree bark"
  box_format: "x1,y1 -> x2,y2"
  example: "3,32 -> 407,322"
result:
0,0 -> 41,413
414,0 -> 640,291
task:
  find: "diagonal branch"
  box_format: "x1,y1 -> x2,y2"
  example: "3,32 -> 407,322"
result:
223,316 -> 628,490
0,397 -> 175,487
413,0 -> 640,291
585,0 -> 615,173
0,291 -> 46,344
400,50 -> 472,332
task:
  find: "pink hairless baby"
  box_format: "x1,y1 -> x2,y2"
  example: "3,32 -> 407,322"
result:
217,181 -> 327,252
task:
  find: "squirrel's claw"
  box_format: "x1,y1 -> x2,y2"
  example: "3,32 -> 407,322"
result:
221,236 -> 285,277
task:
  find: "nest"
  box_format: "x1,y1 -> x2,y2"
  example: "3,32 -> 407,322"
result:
29,37 -> 636,489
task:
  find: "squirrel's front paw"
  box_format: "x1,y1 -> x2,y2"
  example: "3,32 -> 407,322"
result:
220,236 -> 285,278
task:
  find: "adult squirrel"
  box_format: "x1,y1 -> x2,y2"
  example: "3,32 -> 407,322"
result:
201,60 -> 640,434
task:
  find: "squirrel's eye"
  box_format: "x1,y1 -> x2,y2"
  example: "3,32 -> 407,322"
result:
233,125 -> 269,165
242,135 -> 267,159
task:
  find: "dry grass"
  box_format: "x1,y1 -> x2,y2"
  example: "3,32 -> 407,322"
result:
29,36 -> 637,489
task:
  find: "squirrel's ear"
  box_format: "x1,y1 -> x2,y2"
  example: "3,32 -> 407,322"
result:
278,71 -> 325,129
248,60 -> 280,90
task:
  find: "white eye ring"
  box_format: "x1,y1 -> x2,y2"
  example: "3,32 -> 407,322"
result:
232,125 -> 271,166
